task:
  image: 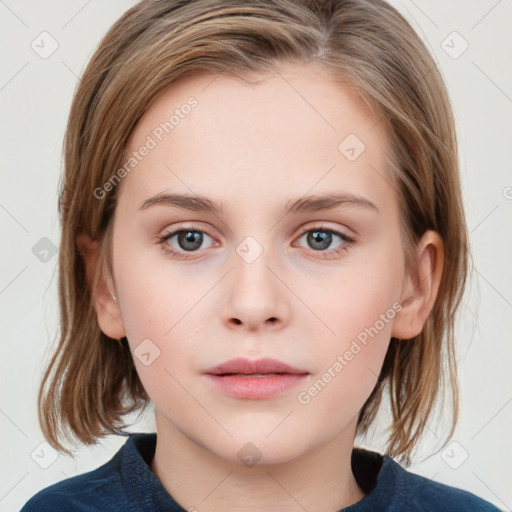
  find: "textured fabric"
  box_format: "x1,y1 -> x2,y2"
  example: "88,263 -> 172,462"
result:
20,432 -> 502,511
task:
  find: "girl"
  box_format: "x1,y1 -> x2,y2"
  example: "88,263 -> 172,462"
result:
21,0 -> 502,510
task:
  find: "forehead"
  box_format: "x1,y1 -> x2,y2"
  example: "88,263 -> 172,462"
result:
118,62 -> 394,211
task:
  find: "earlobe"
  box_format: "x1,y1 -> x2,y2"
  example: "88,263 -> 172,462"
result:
76,231 -> 126,340
391,230 -> 444,340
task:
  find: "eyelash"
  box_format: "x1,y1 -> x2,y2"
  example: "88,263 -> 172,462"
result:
156,224 -> 355,260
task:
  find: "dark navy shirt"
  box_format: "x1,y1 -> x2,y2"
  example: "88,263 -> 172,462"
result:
20,432 -> 501,511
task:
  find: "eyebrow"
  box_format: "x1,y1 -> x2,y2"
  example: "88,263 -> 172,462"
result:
139,193 -> 223,213
139,192 -> 379,214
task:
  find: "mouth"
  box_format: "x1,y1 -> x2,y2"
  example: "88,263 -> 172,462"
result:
203,357 -> 309,400
216,373 -> 289,377
204,357 -> 308,375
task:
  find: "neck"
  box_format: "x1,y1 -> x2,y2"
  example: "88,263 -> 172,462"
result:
150,414 -> 365,512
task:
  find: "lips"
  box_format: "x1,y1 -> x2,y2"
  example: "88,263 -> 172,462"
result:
203,358 -> 309,400
204,357 -> 308,376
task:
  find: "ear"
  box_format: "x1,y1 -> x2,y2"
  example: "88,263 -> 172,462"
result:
391,230 -> 444,340
76,232 -> 126,340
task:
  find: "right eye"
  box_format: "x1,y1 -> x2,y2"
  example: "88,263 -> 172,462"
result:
157,227 -> 217,258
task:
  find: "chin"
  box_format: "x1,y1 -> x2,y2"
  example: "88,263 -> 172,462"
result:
227,430 -> 319,468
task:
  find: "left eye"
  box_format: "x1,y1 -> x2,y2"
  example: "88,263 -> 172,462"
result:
296,228 -> 352,252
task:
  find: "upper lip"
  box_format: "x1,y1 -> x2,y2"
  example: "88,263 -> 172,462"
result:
204,357 -> 309,375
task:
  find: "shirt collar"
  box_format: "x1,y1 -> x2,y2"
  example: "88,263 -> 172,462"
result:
117,432 -> 401,511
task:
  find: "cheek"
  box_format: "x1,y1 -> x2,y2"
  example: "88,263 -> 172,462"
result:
294,312 -> 392,444
115,254 -> 211,340
114,254 -> 213,393
299,254 -> 404,350
292,247 -> 402,406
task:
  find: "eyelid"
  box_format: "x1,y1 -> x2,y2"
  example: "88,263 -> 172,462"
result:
297,221 -> 354,236
160,222 -> 217,239
295,221 -> 356,244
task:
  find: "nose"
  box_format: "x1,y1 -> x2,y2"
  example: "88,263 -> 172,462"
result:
220,241 -> 290,332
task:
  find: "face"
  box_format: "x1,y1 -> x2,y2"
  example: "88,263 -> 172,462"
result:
106,62 -> 410,465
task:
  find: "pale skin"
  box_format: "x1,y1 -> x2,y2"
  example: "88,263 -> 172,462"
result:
77,62 -> 443,511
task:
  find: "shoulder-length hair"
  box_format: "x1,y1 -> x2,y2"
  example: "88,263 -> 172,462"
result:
39,0 -> 468,465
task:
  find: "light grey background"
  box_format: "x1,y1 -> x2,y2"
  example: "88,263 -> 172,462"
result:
1,0 -> 511,510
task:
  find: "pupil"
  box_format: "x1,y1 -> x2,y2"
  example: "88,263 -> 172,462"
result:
308,230 -> 331,250
179,231 -> 202,251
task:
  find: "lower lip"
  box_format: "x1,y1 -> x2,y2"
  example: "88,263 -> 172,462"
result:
205,374 -> 308,400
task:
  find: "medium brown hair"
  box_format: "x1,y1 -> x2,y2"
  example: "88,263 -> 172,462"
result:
39,0 -> 468,464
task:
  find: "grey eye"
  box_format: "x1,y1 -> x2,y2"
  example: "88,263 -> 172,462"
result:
297,229 -> 347,252
306,230 -> 333,251
177,231 -> 204,251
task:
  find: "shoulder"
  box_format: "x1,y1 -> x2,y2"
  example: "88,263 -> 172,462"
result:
387,457 -> 502,511
20,461 -> 123,512
352,449 -> 502,511
19,435 -> 145,512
